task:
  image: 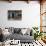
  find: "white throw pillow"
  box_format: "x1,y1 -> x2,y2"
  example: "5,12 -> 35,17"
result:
21,28 -> 27,35
2,29 -> 10,36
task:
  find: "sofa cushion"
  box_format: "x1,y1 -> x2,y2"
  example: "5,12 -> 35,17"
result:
14,28 -> 21,33
21,28 -> 27,35
8,27 -> 14,34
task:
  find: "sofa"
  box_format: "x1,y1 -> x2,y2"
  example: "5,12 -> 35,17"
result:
2,27 -> 34,43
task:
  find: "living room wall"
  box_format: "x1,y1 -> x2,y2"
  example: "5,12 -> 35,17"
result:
0,1 -> 40,28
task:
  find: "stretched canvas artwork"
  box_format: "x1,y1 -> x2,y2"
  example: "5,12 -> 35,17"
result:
8,10 -> 22,20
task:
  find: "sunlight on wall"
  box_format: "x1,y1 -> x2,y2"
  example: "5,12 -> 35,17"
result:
0,1 -> 40,29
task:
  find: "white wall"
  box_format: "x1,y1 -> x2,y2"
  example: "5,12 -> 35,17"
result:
0,1 -> 40,28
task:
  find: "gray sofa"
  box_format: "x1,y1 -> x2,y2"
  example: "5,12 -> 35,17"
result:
3,27 -> 34,43
8,33 -> 34,43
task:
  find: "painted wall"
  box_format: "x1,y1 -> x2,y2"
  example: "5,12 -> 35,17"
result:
0,1 -> 40,28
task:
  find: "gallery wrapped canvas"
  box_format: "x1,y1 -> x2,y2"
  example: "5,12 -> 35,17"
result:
8,10 -> 22,20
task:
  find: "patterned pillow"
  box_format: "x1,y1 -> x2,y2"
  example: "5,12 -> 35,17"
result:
14,28 -> 21,34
